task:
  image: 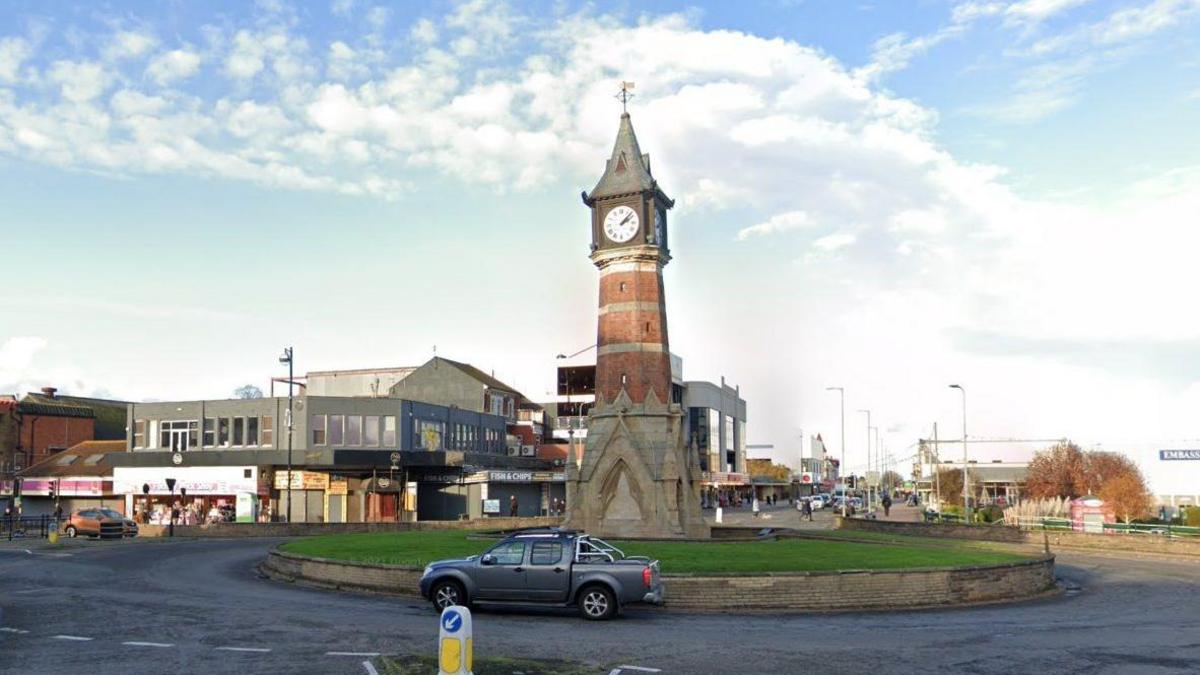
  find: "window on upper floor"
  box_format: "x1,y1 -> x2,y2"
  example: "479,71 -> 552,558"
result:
364,415 -> 380,447
133,420 -> 146,448
329,414 -> 344,446
261,415 -> 274,447
383,416 -> 396,446
346,415 -> 362,446
311,414 -> 327,445
203,418 -> 215,446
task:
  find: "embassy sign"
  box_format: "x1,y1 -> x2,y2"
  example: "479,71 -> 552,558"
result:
1159,450 -> 1200,461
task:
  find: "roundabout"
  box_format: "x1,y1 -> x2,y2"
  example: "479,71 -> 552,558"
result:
0,535 -> 1198,674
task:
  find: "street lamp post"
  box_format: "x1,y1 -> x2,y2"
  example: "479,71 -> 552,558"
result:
949,384 -> 968,523
825,387 -> 845,517
858,410 -> 871,513
280,347 -> 294,524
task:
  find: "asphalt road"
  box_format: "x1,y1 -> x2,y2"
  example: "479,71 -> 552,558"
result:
1,537 -> 1199,675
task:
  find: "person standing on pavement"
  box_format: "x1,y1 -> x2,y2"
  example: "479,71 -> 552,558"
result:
882,494 -> 892,517
802,498 -> 813,521
509,495 -> 519,517
752,497 -> 760,518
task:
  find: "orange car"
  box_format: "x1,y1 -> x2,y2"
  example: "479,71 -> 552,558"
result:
62,508 -> 129,539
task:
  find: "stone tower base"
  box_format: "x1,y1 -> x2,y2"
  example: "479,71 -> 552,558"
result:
566,392 -> 708,539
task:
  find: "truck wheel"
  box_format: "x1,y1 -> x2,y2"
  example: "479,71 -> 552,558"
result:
578,585 -> 617,621
65,526 -> 77,538
431,580 -> 465,612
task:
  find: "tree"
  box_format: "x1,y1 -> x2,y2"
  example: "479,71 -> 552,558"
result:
934,468 -> 982,507
1024,441 -> 1088,500
880,470 -> 904,489
234,384 -> 263,399
1099,470 -> 1152,524
1085,452 -> 1142,496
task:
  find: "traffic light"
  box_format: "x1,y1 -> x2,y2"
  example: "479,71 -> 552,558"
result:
12,477 -> 20,497
47,481 -> 56,501
847,475 -> 857,489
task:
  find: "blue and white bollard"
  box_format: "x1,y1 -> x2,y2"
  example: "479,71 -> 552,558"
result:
438,605 -> 473,675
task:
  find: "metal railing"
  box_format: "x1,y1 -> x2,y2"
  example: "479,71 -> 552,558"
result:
1006,515 -> 1200,538
3,515 -> 63,541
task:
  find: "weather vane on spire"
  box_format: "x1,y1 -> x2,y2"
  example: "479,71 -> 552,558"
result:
616,81 -> 635,112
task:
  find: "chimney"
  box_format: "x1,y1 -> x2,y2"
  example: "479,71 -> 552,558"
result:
41,387 -> 57,399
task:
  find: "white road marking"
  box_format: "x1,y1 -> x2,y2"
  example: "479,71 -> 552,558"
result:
12,588 -> 53,594
0,627 -> 30,634
214,646 -> 272,653
52,635 -> 94,641
611,667 -> 662,674
326,651 -> 381,656
362,661 -> 380,675
123,641 -> 173,648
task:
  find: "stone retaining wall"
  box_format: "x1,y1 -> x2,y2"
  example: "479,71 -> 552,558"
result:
261,548 -> 1057,612
140,517 -> 560,538
837,517 -> 1200,557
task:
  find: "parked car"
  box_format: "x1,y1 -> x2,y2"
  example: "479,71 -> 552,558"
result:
419,528 -> 663,620
62,508 -> 125,539
98,508 -> 138,537
807,496 -> 825,510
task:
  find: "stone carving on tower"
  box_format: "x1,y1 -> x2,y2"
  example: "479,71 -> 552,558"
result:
565,86 -> 709,538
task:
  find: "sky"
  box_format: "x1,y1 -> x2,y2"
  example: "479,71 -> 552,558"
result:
2,0 -> 1199,476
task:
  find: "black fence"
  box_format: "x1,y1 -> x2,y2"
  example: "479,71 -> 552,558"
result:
2,515 -> 63,541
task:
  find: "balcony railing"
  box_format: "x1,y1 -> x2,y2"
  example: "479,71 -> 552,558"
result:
555,416 -> 588,430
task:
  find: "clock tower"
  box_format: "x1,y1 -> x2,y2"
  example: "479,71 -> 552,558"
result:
565,110 -> 708,539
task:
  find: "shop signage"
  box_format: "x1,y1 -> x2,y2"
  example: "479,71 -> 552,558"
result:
114,466 -> 258,496
800,473 -> 814,484
328,479 -> 349,496
273,471 -> 331,491
487,470 -> 566,483
702,472 -> 750,485
5,478 -> 109,497
1160,450 -> 1200,461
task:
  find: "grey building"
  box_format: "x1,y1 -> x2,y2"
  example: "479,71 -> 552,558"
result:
683,377 -> 748,475
118,394 -> 555,523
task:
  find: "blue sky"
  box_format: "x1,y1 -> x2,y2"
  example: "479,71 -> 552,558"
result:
2,0 -> 1200,473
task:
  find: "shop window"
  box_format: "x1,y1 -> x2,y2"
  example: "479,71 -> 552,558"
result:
329,414 -> 344,446
233,417 -> 245,446
203,418 -> 215,446
364,415 -> 380,447
261,415 -> 274,446
247,417 -> 259,446
415,419 -> 444,450
133,419 -> 146,448
383,416 -> 396,446
346,415 -> 362,446
311,414 -> 327,445
219,418 -> 230,447
160,423 -> 170,449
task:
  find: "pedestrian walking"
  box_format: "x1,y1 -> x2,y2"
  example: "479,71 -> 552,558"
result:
802,498 -> 813,521
882,494 -> 892,517
509,495 -> 519,517
752,497 -> 760,518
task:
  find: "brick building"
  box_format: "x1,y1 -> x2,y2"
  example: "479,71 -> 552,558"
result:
0,387 -> 128,473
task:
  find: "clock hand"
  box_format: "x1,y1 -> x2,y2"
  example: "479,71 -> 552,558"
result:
620,213 -> 633,226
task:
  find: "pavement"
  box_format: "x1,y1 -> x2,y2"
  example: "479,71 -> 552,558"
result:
2,535 -> 1200,674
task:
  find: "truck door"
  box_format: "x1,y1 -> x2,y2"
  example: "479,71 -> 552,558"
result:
525,539 -> 571,602
474,540 -> 527,600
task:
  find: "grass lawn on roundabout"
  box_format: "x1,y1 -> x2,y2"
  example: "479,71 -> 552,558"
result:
279,529 -> 1031,574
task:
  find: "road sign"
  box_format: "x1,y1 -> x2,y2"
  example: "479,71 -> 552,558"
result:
438,606 -> 473,675
800,473 -> 813,484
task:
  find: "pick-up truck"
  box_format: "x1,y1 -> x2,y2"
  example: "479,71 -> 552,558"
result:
418,528 -> 663,620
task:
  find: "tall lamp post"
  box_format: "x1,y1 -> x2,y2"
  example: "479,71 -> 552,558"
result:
825,387 -> 845,517
280,347 -> 294,524
949,384 -> 968,523
858,409 -> 871,512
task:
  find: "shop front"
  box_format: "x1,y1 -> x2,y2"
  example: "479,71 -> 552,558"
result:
4,477 -> 120,516
114,465 -> 266,525
482,469 -> 566,518
701,471 -> 751,509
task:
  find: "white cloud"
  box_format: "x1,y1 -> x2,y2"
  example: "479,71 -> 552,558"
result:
225,30 -> 267,79
0,336 -> 47,373
48,60 -> 111,102
410,18 -> 439,45
145,48 -> 202,85
737,211 -> 815,241
105,30 -> 158,60
367,6 -> 390,31
1005,0 -> 1095,25
811,232 -> 856,252
0,37 -> 31,83
331,0 -> 356,16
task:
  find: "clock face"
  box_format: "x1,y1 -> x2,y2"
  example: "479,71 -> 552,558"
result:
603,205 -> 640,243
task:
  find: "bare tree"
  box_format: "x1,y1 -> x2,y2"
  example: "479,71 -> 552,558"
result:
234,384 -> 264,399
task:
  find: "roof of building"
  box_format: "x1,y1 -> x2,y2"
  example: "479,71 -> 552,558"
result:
588,113 -> 660,200
20,440 -> 126,478
436,357 -> 525,397
19,392 -> 129,440
536,444 -> 569,462
306,366 -> 418,377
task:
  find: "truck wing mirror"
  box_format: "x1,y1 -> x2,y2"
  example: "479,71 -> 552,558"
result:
481,554 -> 496,566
